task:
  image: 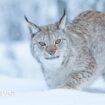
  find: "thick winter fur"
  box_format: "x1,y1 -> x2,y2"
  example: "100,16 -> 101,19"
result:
25,10 -> 105,90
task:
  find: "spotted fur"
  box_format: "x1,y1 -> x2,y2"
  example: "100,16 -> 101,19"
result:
26,10 -> 105,90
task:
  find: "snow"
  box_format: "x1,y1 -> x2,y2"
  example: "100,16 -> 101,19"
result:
0,76 -> 105,105
0,1 -> 105,104
0,42 -> 105,105
0,89 -> 105,105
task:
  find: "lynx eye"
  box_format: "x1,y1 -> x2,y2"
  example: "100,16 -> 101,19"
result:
55,39 -> 61,44
39,42 -> 46,46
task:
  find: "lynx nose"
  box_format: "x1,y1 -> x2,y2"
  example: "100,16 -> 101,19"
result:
46,46 -> 57,55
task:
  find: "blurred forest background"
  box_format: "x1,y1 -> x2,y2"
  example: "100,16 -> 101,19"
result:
0,0 -> 105,42
0,0 -> 105,78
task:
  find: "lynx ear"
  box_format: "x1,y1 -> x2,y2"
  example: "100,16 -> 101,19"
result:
58,10 -> 66,29
25,16 -> 41,35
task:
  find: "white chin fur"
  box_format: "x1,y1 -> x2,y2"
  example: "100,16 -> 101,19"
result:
39,55 -> 64,71
45,56 -> 60,60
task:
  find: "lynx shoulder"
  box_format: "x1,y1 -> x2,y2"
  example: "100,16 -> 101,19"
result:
25,10 -> 105,90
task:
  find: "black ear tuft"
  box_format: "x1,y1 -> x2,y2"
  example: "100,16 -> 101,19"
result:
58,9 -> 67,29
24,16 -> 29,22
63,9 -> 66,17
24,15 -> 41,35
59,9 -> 66,24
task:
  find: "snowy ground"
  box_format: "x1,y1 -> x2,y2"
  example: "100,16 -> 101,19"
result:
0,42 -> 105,105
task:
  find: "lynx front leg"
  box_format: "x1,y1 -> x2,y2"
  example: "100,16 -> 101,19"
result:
62,56 -> 97,90
63,49 -> 99,89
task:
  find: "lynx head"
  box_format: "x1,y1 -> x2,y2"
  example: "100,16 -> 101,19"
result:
25,10 -> 69,63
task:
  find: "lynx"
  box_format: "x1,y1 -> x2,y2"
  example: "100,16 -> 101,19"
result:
25,10 -> 105,90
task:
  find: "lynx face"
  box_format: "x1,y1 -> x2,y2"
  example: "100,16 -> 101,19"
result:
31,26 -> 68,61
25,11 -> 69,62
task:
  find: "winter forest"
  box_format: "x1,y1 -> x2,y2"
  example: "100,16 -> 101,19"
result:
0,0 -> 105,105
1,0 -> 105,42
